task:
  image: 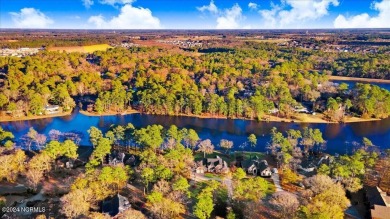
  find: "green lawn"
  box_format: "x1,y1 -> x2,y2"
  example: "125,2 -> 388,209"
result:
193,150 -> 265,164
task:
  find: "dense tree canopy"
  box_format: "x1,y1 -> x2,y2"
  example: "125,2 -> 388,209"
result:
1,42 -> 389,121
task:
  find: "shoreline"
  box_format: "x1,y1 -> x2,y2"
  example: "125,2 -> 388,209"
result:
329,75 -> 390,84
78,109 -> 140,116
0,108 -> 383,124
0,111 -> 72,122
0,109 -> 382,124
77,109 -> 382,124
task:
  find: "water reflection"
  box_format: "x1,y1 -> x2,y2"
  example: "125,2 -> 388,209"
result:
1,109 -> 390,154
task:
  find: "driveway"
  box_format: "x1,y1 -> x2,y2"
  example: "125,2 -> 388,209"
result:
271,173 -> 283,192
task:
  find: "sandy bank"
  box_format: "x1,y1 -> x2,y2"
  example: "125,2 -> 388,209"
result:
329,75 -> 390,84
0,111 -> 72,122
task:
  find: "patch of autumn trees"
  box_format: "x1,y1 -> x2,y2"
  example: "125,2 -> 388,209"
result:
0,124 -> 386,218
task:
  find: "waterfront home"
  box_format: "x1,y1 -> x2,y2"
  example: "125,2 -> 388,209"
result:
241,157 -> 272,177
268,108 -> 279,114
44,105 -> 60,114
204,156 -> 229,174
195,156 -> 229,174
294,106 -> 309,113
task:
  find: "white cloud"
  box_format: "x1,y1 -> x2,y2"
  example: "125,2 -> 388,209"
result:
216,4 -> 244,29
334,0 -> 390,28
88,4 -> 160,29
197,1 -> 246,29
83,0 -> 94,8
248,2 -> 258,10
197,0 -> 219,14
260,0 -> 339,28
9,8 -> 54,28
100,0 -> 134,6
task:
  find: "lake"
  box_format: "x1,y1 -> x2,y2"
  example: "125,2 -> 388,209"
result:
1,109 -> 390,155
331,80 -> 390,91
2,79 -> 390,155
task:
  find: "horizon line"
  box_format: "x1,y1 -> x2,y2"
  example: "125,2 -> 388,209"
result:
1,28 -> 390,31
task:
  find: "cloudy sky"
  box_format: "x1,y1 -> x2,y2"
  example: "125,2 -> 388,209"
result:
0,0 -> 389,29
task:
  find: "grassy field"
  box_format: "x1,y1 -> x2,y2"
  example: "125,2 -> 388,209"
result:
47,44 -> 112,53
244,38 -> 291,43
194,150 -> 265,163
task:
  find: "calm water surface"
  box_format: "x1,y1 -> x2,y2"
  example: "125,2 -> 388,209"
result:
1,109 -> 390,154
2,80 -> 390,155
331,80 -> 390,91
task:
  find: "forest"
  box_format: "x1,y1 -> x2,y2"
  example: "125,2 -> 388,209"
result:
1,42 -> 390,122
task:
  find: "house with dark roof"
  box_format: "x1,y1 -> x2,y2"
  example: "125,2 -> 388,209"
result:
194,155 -> 229,174
364,186 -> 390,219
205,156 -> 229,174
101,194 -> 131,217
105,151 -> 126,166
241,156 -> 272,177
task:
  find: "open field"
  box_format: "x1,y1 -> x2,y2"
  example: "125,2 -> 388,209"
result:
83,44 -> 113,52
47,44 -> 112,53
243,38 -> 291,43
329,75 -> 390,84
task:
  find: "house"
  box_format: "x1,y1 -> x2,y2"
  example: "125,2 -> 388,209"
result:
195,160 -> 206,174
268,108 -> 279,114
87,104 -> 94,112
44,105 -> 60,114
55,158 -> 74,169
204,156 -> 229,173
364,186 -> 390,219
125,155 -> 137,166
195,156 -> 229,174
294,106 -> 309,113
241,156 -> 272,177
105,151 -> 126,166
101,194 -> 131,217
258,160 -> 272,177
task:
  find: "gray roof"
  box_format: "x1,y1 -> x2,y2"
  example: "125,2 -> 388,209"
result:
365,186 -> 387,207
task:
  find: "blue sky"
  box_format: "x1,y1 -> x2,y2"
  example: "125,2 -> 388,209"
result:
0,0 -> 389,29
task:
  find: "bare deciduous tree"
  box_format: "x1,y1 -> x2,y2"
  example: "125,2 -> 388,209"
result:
197,139 -> 214,158
269,191 -> 300,219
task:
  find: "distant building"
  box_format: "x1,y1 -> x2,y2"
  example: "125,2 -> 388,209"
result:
44,105 -> 60,114
268,108 -> 279,114
0,47 -> 41,57
294,105 -> 309,113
